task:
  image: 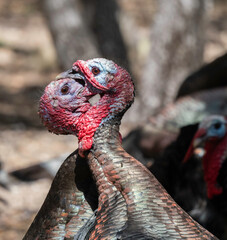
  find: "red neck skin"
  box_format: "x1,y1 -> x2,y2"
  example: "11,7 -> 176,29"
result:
203,135 -> 227,199
75,68 -> 134,157
76,99 -> 110,156
39,63 -> 133,157
39,93 -> 108,156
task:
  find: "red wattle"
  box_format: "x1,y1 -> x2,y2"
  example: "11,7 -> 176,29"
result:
183,129 -> 206,162
203,135 -> 227,198
76,103 -> 110,156
183,143 -> 194,163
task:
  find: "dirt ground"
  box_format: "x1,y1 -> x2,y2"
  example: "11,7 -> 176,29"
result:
0,0 -> 226,239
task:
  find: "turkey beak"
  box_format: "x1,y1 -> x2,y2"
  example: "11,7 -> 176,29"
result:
56,69 -> 85,82
192,128 -> 207,148
183,128 -> 206,163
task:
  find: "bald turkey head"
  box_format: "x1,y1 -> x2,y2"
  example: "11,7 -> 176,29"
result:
39,58 -> 134,156
184,115 -> 227,199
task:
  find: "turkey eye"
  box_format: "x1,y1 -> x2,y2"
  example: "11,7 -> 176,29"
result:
91,67 -> 100,76
214,122 -> 221,129
61,85 -> 69,95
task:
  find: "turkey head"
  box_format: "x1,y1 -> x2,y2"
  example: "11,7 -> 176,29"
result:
184,115 -> 227,199
39,58 -> 134,156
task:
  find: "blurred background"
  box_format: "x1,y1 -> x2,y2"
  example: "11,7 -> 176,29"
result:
0,0 -> 226,239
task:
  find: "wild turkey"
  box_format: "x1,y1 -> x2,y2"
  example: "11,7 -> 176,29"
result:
16,68 -> 227,184
38,58 -> 217,239
17,54 -> 227,184
182,115 -> 227,239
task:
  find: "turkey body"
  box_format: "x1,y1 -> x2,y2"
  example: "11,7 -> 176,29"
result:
88,121 -> 218,239
149,123 -> 227,239
23,151 -> 98,240
37,58 -> 218,239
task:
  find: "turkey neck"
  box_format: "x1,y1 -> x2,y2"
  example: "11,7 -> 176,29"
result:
87,119 -> 218,239
89,119 -> 152,194
86,119 -> 128,238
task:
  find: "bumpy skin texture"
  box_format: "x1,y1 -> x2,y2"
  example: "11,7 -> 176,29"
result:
39,58 -> 133,157
38,58 -> 217,239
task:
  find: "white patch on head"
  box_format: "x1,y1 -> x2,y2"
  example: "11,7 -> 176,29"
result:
89,94 -> 101,106
86,58 -> 117,86
51,99 -> 59,108
194,147 -> 206,158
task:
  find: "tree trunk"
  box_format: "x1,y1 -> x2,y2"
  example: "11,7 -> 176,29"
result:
41,0 -> 100,69
92,0 -> 130,70
41,0 -> 129,70
125,0 -> 209,124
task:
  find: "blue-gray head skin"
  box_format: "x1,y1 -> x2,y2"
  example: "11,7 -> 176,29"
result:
198,115 -> 227,140
39,58 -> 134,156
